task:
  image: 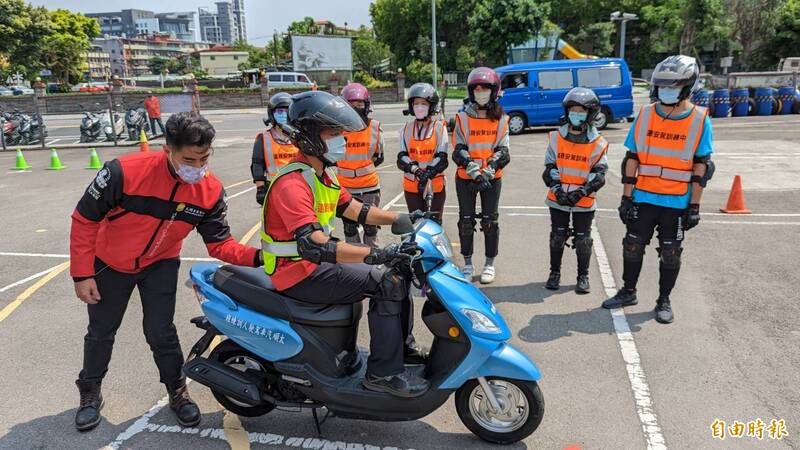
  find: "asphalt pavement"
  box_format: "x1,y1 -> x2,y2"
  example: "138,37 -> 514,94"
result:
0,105 -> 798,450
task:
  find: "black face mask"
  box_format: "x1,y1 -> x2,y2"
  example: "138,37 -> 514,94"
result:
356,107 -> 369,123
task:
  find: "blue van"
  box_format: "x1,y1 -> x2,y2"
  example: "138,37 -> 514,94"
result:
495,58 -> 634,134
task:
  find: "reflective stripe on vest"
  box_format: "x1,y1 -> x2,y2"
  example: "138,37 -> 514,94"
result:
455,112 -> 509,180
260,162 -> 339,275
337,120 -> 381,191
402,120 -> 446,193
633,104 -> 706,195
546,131 -> 608,208
262,131 -> 300,181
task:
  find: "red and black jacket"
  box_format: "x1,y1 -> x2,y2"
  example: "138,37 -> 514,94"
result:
70,150 -> 259,280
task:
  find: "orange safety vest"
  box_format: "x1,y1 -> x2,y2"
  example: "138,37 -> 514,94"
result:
454,112 -> 509,180
261,130 -> 300,181
546,132 -> 608,208
402,120 -> 446,193
633,104 -> 707,195
337,119 -> 381,194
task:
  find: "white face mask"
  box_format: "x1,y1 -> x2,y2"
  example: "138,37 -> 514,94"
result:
413,104 -> 429,120
169,153 -> 208,184
474,90 -> 492,106
323,135 -> 347,165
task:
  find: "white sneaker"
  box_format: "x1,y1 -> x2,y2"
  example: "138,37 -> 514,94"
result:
480,265 -> 496,284
462,264 -> 474,279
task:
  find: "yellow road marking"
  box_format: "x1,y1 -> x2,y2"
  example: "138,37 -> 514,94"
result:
0,261 -> 70,323
239,222 -> 261,246
224,179 -> 251,190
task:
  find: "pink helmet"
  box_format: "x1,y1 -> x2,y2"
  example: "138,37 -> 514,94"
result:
467,67 -> 501,104
341,82 -> 370,102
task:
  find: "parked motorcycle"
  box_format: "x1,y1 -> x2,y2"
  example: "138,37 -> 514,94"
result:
1,109 -> 46,145
185,211 -> 544,444
80,104 -> 124,142
124,101 -> 150,141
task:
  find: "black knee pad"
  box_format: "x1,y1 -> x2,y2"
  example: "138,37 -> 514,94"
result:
574,233 -> 593,259
480,213 -> 499,236
458,216 -> 476,236
657,240 -> 683,270
363,224 -> 379,237
343,219 -> 359,237
550,227 -> 569,250
622,233 -> 646,263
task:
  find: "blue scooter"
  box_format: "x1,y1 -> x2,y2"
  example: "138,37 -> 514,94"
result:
184,191 -> 544,444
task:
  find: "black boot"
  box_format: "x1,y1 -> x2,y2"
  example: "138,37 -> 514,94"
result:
167,380 -> 201,427
602,288 -> 638,309
575,275 -> 590,294
545,271 -> 561,290
75,379 -> 104,431
404,342 -> 428,365
363,368 -> 430,398
655,296 -> 674,324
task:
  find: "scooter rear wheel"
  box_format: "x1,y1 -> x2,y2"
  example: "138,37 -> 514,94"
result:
208,339 -> 275,417
455,377 -> 544,444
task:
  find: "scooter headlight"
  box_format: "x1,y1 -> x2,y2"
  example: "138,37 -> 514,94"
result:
461,308 -> 500,333
431,232 -> 454,259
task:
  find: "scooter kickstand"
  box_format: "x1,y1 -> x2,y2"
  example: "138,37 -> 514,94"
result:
311,407 -> 332,436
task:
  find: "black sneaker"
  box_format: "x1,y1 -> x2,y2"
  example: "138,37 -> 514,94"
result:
545,271 -> 561,290
363,369 -> 430,398
167,381 -> 201,427
75,380 -> 104,432
404,343 -> 428,365
655,296 -> 674,324
575,275 -> 590,294
602,288 -> 638,309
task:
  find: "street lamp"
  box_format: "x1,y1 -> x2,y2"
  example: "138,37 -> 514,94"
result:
610,11 -> 638,60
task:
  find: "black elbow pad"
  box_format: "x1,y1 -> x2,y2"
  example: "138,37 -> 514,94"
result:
585,169 -> 606,194
542,164 -> 556,187
452,145 -> 471,167
397,152 -> 416,172
690,159 -> 715,187
294,223 -> 337,264
430,152 -> 449,173
488,146 -> 510,170
373,152 -> 384,167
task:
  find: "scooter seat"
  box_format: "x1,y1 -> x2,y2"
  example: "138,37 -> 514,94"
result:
213,265 -> 358,327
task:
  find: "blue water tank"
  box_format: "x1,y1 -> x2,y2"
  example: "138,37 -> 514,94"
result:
755,87 -> 774,116
731,88 -> 750,117
712,89 -> 730,118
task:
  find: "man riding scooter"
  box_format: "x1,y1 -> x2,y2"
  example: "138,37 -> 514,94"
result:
261,91 -> 428,397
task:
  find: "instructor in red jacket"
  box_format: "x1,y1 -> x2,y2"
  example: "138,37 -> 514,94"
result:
70,112 -> 261,432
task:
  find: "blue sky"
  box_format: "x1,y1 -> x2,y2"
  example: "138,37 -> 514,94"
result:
30,0 -> 374,46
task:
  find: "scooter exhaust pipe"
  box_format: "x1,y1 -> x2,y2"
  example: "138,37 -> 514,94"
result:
184,357 -> 264,405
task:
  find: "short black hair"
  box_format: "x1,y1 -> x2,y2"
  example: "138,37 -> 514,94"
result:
165,112 -> 215,149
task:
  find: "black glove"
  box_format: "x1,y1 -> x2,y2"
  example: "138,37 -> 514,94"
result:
566,188 -> 586,206
415,168 -> 430,194
391,210 -> 424,235
553,185 -> 573,206
618,196 -> 635,224
364,242 -> 419,266
256,185 -> 268,205
683,203 -> 701,230
474,173 -> 493,192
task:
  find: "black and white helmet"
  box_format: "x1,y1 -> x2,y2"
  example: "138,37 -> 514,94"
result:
651,55 -> 700,102
264,92 -> 293,127
278,91 -> 364,164
405,82 -> 440,117
562,87 -> 601,124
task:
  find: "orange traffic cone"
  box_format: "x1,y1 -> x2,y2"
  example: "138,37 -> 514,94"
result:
720,175 -> 751,214
139,129 -> 150,152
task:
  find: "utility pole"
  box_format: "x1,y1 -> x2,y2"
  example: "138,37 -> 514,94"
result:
431,0 -> 437,88
610,11 -> 638,60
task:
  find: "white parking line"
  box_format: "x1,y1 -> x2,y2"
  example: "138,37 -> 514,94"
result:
227,185 -> 256,200
591,223 -> 667,450
0,264 -> 63,293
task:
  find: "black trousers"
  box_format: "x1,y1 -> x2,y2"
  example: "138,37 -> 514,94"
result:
622,202 -> 684,297
456,177 -> 502,258
79,258 -> 184,386
549,208 -> 595,275
405,190 -> 446,224
283,263 -> 415,378
149,117 -> 165,135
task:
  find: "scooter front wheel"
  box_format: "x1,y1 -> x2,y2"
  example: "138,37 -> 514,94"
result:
455,377 -> 544,444
208,339 -> 275,417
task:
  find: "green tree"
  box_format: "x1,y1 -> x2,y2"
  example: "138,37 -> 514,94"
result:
570,22 -> 617,56
352,34 -> 392,75
468,0 -> 551,67
405,59 -> 442,84
0,0 -> 51,81
287,17 -> 318,35
41,9 -> 100,84
726,0 -> 781,70
754,0 -> 800,68
641,0 -> 731,61
233,40 -> 271,70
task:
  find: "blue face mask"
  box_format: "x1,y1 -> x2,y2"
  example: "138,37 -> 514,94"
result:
568,111 -> 588,127
323,135 -> 347,165
658,87 -> 682,105
273,111 -> 288,125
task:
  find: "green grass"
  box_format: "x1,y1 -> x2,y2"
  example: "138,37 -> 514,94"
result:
444,87 -> 467,99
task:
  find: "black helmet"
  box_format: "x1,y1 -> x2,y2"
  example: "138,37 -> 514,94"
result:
264,92 -> 293,126
651,55 -> 700,103
562,87 -> 601,127
278,91 -> 364,165
405,82 -> 440,118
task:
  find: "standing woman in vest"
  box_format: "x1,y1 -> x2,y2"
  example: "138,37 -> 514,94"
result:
452,67 -> 510,284
603,55 -> 715,324
339,83 -> 384,248
397,83 -> 449,222
543,88 -> 608,294
251,92 -> 300,205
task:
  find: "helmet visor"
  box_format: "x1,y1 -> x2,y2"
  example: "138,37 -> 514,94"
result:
310,95 -> 365,132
